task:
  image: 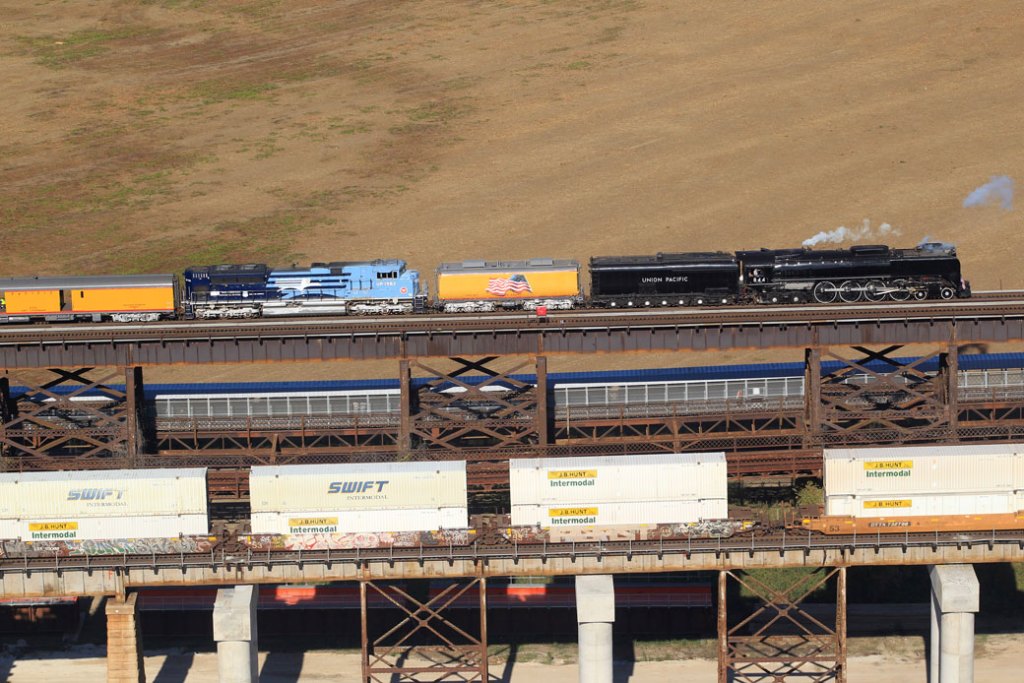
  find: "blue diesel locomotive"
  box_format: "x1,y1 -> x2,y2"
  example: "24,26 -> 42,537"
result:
183,260 -> 424,318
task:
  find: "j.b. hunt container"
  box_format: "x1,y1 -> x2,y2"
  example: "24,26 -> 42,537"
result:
0,468 -> 209,541
806,443 -> 1024,533
249,461 -> 468,534
509,452 -> 727,527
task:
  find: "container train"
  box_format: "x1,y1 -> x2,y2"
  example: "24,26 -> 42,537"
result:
0,242 -> 968,323
1,443 -> 1020,559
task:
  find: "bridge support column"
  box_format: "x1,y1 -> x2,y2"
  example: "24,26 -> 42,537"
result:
929,564 -> 979,683
106,593 -> 145,683
213,585 -> 259,683
575,574 -> 614,683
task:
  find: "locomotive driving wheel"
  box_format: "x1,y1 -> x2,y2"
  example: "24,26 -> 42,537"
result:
863,280 -> 886,302
888,279 -> 911,301
812,281 -> 838,303
839,280 -> 862,303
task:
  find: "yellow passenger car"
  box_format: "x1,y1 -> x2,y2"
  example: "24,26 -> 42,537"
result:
435,259 -> 582,312
0,275 -> 177,323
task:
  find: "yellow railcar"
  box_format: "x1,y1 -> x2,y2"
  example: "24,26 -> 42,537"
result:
0,275 -> 177,323
435,259 -> 582,312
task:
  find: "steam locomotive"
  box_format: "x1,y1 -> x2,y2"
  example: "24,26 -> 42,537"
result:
0,243 -> 968,323
589,243 -> 969,308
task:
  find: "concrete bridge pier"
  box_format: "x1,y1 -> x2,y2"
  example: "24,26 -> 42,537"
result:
213,585 -> 259,683
106,593 -> 146,683
929,564 -> 980,683
575,574 -> 615,683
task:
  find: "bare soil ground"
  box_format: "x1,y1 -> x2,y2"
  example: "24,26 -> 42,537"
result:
2,1 -> 1021,284
3,1 -> 1023,382
4,634 -> 1024,682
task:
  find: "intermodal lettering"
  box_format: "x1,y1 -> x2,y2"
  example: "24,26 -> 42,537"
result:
864,461 -> 913,478
289,517 -> 339,534
548,469 -> 597,487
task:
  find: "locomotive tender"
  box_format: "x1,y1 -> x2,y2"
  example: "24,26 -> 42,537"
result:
0,243 -> 969,323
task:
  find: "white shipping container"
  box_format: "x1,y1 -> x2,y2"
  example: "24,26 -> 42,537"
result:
0,468 -> 208,541
510,453 -> 727,527
512,500 -> 724,528
0,515 -> 209,542
825,492 -> 1020,519
249,461 -> 468,533
823,444 -> 1024,518
251,507 -> 468,535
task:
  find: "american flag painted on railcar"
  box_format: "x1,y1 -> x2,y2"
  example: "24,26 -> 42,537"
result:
486,274 -> 532,296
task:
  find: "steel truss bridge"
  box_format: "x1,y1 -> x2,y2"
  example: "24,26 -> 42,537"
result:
4,297 -> 1024,681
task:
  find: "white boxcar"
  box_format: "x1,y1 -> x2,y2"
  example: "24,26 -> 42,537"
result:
0,468 -> 208,541
510,452 -> 727,527
249,461 -> 468,534
823,444 -> 1024,518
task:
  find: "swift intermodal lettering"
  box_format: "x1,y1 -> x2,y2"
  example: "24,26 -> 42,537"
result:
67,488 -> 125,501
485,274 -> 531,296
327,480 -> 388,494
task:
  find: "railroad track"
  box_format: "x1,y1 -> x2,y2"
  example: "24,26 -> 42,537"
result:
3,528 -> 1022,573
2,298 -> 1024,342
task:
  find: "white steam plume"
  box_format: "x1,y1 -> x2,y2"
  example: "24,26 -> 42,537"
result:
801,219 -> 901,248
963,175 -> 1013,210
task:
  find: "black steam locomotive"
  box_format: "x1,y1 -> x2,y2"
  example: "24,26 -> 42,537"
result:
589,243 -> 968,307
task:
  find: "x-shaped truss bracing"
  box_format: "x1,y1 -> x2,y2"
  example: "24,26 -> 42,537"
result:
805,345 -> 957,445
361,578 -> 489,682
718,568 -> 847,683
401,357 -> 548,453
0,367 -> 144,469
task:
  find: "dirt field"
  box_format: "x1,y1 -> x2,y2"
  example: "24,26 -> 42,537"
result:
3,1 -> 1022,382
2,1 -> 1021,284
4,635 -> 1024,682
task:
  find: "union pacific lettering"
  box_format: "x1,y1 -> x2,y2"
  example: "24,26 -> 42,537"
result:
640,276 -> 688,284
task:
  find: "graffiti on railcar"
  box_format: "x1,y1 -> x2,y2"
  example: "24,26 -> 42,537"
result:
0,536 -> 218,558
502,520 -> 750,544
244,528 -> 473,551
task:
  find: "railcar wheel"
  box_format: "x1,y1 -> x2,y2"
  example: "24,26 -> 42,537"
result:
888,280 -> 911,301
913,289 -> 928,300
940,286 -> 955,300
864,280 -> 886,302
813,281 -> 838,303
839,281 -> 862,303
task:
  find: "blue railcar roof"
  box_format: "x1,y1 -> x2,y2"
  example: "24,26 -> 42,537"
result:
14,352 -> 1024,399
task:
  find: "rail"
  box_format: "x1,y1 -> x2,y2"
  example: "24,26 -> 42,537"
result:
3,528 -> 1022,575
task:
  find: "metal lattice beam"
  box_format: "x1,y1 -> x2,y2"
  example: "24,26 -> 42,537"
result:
401,357 -> 548,453
0,367 -> 144,469
718,567 -> 847,683
360,578 -> 489,683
